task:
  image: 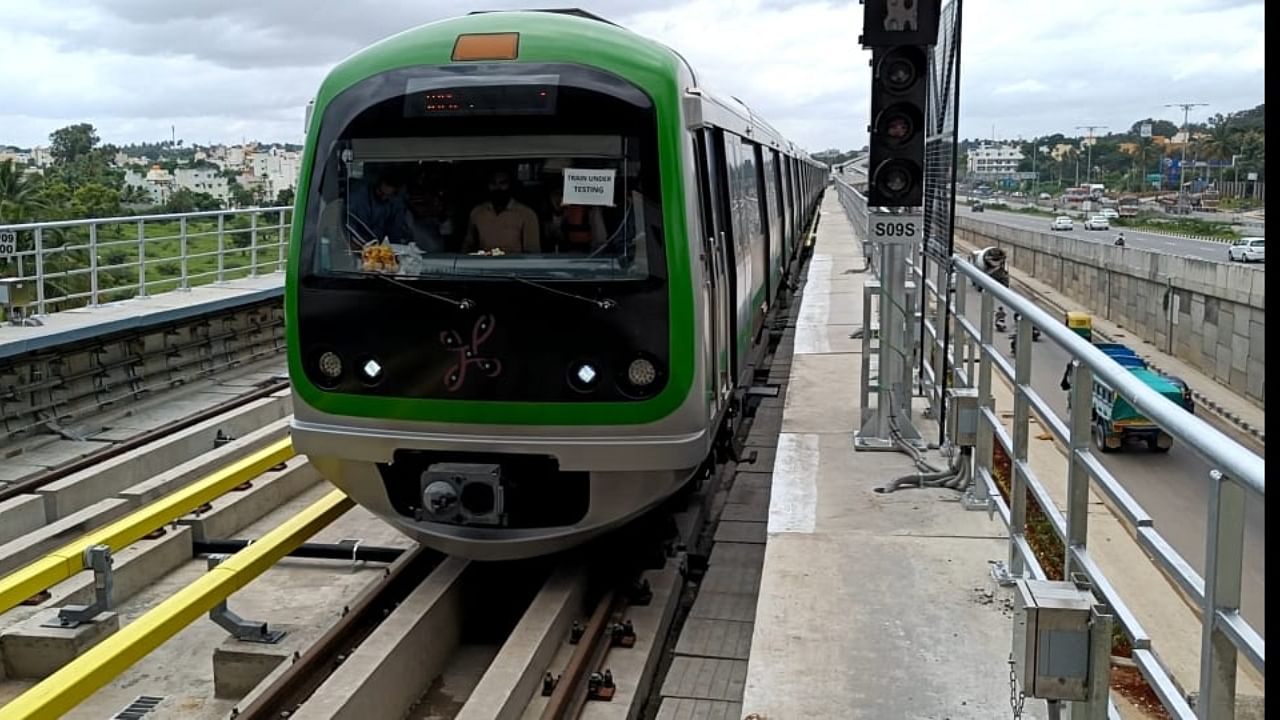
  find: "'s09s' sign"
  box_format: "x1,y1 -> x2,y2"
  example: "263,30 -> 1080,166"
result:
868,216 -> 923,244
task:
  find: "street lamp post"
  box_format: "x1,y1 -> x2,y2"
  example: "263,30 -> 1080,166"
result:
1165,102 -> 1208,211
1076,125 -> 1107,186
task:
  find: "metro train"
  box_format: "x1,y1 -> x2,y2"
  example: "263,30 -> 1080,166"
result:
285,9 -> 827,560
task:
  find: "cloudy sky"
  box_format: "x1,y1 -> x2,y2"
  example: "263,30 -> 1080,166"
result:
0,0 -> 1265,153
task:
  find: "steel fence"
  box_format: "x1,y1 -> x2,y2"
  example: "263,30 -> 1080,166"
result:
834,172 -> 1265,719
0,206 -> 292,316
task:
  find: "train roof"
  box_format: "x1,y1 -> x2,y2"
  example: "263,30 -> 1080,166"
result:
313,10 -> 819,166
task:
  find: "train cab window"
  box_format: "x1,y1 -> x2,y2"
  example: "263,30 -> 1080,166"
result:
302,64 -> 665,284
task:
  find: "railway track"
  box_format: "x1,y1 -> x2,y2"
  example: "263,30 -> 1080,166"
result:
0,229 -> 810,719
0,373 -> 289,504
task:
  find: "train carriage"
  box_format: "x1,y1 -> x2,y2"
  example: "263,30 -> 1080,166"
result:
286,9 -> 826,559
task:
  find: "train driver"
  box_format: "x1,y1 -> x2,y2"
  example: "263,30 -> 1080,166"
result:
463,169 -> 540,254
347,168 -> 410,244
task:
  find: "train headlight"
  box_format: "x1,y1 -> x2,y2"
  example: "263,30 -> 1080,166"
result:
627,358 -> 657,386
568,361 -> 601,393
361,358 -> 382,381
318,352 -> 343,379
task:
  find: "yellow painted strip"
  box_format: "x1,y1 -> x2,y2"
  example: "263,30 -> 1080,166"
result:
0,437 -> 295,615
0,489 -> 352,720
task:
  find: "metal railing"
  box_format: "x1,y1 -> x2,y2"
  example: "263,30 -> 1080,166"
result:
0,206 -> 291,317
834,173 -> 1265,718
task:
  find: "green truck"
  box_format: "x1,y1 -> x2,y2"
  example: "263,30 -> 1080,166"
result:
1091,366 -> 1183,453
1059,315 -> 1190,453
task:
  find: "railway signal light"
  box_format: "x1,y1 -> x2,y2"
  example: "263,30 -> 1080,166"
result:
861,0 -> 939,208
867,44 -> 927,207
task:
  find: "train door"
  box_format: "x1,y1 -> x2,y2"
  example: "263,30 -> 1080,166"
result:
723,135 -> 760,374
695,129 -> 735,406
753,144 -> 773,311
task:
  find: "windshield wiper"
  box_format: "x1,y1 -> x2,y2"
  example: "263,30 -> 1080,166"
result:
374,274 -> 475,310
507,275 -> 617,310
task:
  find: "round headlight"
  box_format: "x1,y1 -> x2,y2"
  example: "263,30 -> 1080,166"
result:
361,358 -> 382,381
576,364 -> 598,385
627,358 -> 657,386
318,351 -> 343,379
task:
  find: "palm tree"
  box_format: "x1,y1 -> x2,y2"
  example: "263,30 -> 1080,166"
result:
0,160 -> 47,223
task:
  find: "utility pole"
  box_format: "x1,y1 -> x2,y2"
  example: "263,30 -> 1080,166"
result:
1164,102 -> 1207,211
1075,125 -> 1107,185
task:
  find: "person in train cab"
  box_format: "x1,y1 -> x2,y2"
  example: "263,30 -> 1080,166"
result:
463,168 -> 540,254
347,167 -> 411,244
544,184 -> 607,253
405,174 -> 453,253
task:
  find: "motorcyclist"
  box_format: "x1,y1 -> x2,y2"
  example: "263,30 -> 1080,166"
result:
1114,232 -> 1125,247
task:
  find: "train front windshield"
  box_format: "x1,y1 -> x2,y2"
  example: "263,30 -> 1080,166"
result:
301,64 -> 666,283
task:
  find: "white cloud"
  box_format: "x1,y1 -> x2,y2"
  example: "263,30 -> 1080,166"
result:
0,0 -> 1265,152
994,79 -> 1049,96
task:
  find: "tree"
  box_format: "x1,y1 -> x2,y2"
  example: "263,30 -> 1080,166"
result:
228,181 -> 256,208
275,188 -> 295,206
163,188 -> 221,214
49,123 -> 100,165
1129,118 -> 1179,139
0,160 -> 46,223
120,185 -> 152,205
70,183 -> 122,218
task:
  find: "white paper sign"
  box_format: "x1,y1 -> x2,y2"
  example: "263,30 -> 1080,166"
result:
0,231 -> 16,259
562,168 -> 616,206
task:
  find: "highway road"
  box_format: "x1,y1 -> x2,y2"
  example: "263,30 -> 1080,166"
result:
958,301 -> 1266,636
967,205 -> 1266,268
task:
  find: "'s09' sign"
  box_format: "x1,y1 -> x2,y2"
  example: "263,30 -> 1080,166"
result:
873,221 -> 916,237
869,217 -> 922,243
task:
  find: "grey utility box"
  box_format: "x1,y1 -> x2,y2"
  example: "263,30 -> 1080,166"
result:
947,388 -> 979,448
0,278 -> 35,306
1012,579 -> 1094,702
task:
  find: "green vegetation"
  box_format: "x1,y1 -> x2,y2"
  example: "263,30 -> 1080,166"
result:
6,211 -> 290,313
1113,215 -> 1239,239
955,104 -> 1265,193
2,121 -> 291,312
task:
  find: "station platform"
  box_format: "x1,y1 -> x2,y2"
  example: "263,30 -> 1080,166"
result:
733,193 -> 1020,718
0,275 -> 284,361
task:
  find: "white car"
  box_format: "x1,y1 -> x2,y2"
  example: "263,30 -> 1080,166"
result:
1039,192 -> 1052,200
1050,216 -> 1074,231
1229,237 -> 1265,263
1084,215 -> 1110,230
1100,208 -> 1119,219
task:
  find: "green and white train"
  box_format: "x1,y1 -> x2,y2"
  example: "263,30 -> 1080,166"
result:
286,9 -> 826,559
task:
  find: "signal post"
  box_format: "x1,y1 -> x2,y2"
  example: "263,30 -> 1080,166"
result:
854,0 -> 939,450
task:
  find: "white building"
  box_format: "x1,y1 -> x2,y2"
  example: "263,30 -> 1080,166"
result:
967,144 -> 1025,177
31,147 -> 53,167
124,167 -> 173,204
174,167 -> 229,201
0,147 -> 30,165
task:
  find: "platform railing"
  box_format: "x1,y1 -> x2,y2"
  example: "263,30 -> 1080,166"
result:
0,206 -> 291,317
834,173 -> 1265,719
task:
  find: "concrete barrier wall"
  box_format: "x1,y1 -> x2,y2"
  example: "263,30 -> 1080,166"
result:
955,217 -> 1265,408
